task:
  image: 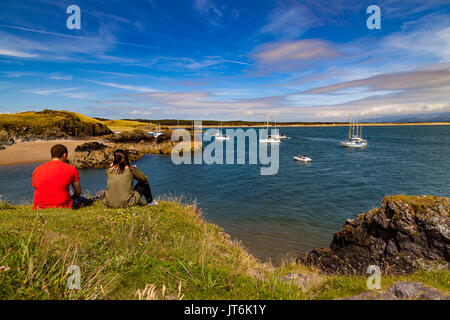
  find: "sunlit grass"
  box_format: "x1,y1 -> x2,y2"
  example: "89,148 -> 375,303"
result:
0,198 -> 448,300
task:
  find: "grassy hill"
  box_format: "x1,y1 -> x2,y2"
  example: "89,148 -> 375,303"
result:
0,198 -> 448,300
0,110 -> 112,140
100,119 -> 155,131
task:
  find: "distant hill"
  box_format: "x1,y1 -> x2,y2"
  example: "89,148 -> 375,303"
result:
364,112 -> 450,123
0,109 -> 112,143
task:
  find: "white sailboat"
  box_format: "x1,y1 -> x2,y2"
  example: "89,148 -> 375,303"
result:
270,114 -> 288,140
215,122 -> 230,140
340,115 -> 368,148
259,118 -> 281,144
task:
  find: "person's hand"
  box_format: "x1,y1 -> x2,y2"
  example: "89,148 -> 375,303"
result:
132,165 -> 137,168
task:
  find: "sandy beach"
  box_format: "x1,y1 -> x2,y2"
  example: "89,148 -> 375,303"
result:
0,139 -> 95,166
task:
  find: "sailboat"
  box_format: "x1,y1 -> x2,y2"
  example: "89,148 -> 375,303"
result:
215,122 -> 230,140
270,114 -> 288,140
259,117 -> 281,144
340,115 -> 368,148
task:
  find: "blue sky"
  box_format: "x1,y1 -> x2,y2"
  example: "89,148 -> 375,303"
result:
0,0 -> 449,121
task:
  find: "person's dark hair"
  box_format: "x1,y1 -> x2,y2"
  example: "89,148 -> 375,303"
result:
112,149 -> 130,174
51,144 -> 68,159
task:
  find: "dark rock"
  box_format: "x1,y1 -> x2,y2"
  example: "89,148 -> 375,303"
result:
299,196 -> 450,275
0,129 -> 15,148
106,129 -> 155,143
70,142 -> 143,169
343,281 -> 448,300
75,142 -> 108,152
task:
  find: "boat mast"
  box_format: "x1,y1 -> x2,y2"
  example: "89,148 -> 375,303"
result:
348,114 -> 352,139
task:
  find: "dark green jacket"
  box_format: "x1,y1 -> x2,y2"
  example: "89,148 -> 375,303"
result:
104,167 -> 148,208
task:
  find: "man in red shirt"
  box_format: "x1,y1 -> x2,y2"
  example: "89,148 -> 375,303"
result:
32,144 -> 89,209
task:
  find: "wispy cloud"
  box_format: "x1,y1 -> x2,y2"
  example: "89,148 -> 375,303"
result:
193,0 -> 224,26
252,39 -> 342,72
0,24 -> 158,49
88,80 -> 157,93
48,74 -> 73,80
0,48 -> 37,58
259,1 -> 318,39
28,87 -> 79,96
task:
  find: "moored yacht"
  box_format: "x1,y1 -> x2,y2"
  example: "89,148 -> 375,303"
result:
340,115 -> 368,148
215,122 -> 230,140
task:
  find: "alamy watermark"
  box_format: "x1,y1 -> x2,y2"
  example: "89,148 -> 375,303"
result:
170,121 -> 279,175
366,265 -> 381,290
67,264 -> 81,290
367,5 -> 381,30
66,5 -> 81,30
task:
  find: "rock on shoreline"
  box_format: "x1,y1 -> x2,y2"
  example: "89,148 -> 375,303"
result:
299,195 -> 450,275
70,130 -> 202,169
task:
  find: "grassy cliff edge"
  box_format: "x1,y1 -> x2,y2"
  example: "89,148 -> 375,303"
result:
0,197 -> 448,300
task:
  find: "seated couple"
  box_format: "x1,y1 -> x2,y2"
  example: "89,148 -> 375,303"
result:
32,144 -> 157,210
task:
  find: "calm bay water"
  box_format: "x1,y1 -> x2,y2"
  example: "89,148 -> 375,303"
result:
1,125 -> 449,260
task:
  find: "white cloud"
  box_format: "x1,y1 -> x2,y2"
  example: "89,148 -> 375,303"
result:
88,80 -> 157,93
0,49 -> 37,58
28,87 -> 79,96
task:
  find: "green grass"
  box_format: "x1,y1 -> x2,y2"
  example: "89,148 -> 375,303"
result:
0,198 -> 448,300
0,109 -> 111,137
101,120 -> 154,131
384,195 -> 449,215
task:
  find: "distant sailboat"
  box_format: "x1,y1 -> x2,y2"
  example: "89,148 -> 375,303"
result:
215,122 -> 230,140
259,117 -> 281,144
340,115 -> 368,148
270,114 -> 288,140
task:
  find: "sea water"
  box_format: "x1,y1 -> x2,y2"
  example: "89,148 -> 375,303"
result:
1,125 -> 449,260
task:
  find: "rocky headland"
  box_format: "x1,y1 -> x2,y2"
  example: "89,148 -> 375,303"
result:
0,110 -> 202,166
0,109 -> 111,149
299,195 -> 450,275
70,129 -> 202,169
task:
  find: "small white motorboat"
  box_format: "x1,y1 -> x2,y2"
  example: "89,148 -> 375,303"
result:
293,155 -> 312,162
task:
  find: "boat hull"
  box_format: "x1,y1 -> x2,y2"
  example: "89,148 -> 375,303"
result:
340,141 -> 368,148
293,156 -> 311,162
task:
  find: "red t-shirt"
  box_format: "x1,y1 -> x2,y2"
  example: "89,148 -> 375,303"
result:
32,160 -> 80,209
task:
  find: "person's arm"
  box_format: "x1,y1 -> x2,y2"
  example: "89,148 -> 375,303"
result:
130,166 -> 149,183
72,181 -> 82,197
72,167 -> 82,197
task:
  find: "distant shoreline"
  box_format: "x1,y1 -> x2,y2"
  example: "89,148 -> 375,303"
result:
0,122 -> 448,166
166,122 -> 450,128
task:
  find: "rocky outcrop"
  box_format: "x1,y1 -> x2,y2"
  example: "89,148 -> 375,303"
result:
342,281 -> 448,300
105,129 -> 156,143
70,142 -> 143,169
0,130 -> 14,149
299,195 -> 450,275
0,109 -> 112,143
